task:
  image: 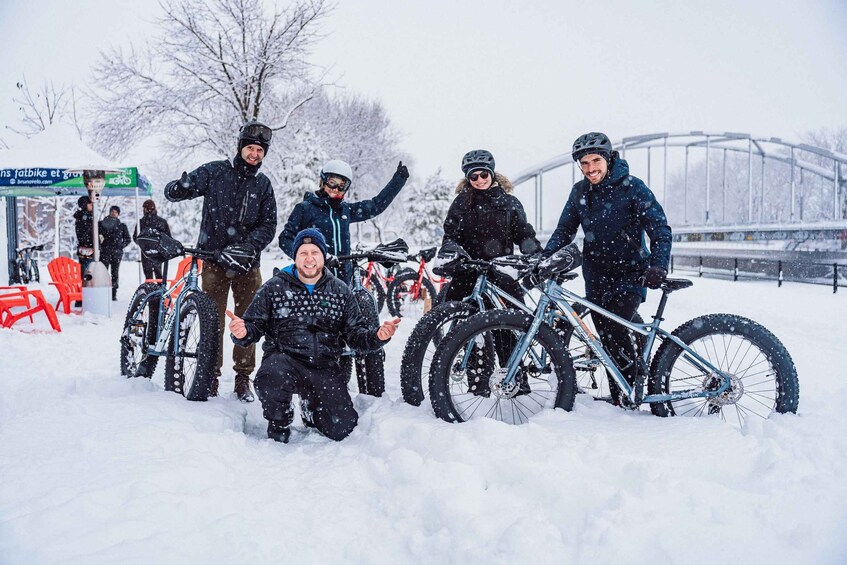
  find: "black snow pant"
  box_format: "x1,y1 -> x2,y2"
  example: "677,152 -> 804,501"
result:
446,269 -> 526,366
100,256 -> 121,297
590,290 -> 644,403
141,257 -> 165,281
254,352 -> 358,441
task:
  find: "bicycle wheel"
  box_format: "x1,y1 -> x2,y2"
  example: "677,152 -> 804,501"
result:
429,310 -> 577,424
400,300 -> 477,406
362,275 -> 387,314
340,355 -> 354,385
164,291 -> 220,401
387,271 -> 437,318
352,289 -> 385,396
120,283 -> 162,378
648,314 -> 799,426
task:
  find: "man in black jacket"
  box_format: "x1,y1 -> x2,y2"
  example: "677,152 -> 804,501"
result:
279,159 -> 408,283
99,205 -> 132,300
133,199 -> 171,280
545,132 -> 672,405
165,121 -> 278,402
227,228 -> 400,443
73,196 -> 95,274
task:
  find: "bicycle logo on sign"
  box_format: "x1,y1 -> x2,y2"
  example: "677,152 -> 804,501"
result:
110,172 -> 133,186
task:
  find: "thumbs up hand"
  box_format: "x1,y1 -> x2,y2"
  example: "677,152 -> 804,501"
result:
226,309 -> 247,339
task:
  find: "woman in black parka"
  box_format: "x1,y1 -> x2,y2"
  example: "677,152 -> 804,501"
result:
441,149 -> 541,302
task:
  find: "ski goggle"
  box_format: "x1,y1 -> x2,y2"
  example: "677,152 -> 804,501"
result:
239,123 -> 273,144
468,170 -> 491,182
320,173 -> 351,193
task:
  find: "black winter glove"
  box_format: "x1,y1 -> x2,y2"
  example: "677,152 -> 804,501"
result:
324,254 -> 340,270
396,161 -> 409,180
217,243 -> 256,275
641,266 -> 667,289
179,171 -> 191,189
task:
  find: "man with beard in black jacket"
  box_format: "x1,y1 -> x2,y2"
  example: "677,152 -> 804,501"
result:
165,121 -> 277,402
99,205 -> 131,301
544,132 -> 672,406
226,228 -> 400,443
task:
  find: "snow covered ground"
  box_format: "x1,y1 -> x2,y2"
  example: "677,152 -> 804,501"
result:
1,258 -> 846,564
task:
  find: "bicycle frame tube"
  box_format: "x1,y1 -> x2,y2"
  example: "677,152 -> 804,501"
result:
508,279 -> 732,405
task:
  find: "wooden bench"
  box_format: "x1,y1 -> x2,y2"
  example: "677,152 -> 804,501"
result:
0,287 -> 62,332
47,257 -> 83,314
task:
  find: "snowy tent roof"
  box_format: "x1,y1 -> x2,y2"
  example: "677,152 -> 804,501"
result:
0,123 -> 125,170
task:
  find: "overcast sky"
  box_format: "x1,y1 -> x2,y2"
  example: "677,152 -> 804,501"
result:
1,0 -> 846,181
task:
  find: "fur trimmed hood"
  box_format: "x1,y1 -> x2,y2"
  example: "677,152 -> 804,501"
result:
455,172 -> 513,194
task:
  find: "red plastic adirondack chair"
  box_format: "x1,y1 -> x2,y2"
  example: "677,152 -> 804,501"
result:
0,286 -> 62,332
47,257 -> 83,314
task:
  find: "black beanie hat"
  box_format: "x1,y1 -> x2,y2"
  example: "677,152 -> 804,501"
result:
78,195 -> 91,209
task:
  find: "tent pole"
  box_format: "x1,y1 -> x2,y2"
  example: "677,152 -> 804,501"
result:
54,196 -> 60,259
135,184 -> 142,284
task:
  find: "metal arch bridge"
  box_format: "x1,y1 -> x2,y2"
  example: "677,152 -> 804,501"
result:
511,131 -> 847,243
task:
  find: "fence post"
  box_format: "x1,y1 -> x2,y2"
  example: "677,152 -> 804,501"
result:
835,263 -> 839,294
778,260 -> 783,287
698,256 -> 703,278
734,258 -> 738,282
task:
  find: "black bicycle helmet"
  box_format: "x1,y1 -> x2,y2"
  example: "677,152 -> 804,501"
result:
571,132 -> 613,161
461,149 -> 496,175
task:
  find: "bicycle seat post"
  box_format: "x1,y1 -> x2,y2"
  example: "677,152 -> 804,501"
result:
651,288 -> 671,324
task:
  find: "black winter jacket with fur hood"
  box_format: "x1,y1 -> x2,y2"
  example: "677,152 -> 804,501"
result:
442,172 -> 541,260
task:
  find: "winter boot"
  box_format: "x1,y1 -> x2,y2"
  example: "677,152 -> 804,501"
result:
112,288 -> 118,301
234,374 -> 254,402
267,420 -> 290,443
299,398 -> 316,429
515,367 -> 532,397
209,377 -> 219,398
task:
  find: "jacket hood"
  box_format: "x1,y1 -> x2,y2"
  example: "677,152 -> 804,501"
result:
455,171 -> 513,194
595,157 -> 630,189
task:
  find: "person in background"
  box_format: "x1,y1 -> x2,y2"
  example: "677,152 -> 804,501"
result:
99,205 -> 132,301
133,199 -> 172,281
73,195 -> 94,275
544,132 -> 672,405
226,228 -> 400,443
165,121 -> 277,402
279,159 -> 409,283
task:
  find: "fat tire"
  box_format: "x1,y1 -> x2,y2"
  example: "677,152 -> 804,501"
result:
164,292 -> 220,401
429,310 -> 576,424
363,276 -> 387,314
387,271 -> 437,318
352,289 -> 385,396
120,283 -> 162,378
400,300 -> 477,406
648,313 -> 799,421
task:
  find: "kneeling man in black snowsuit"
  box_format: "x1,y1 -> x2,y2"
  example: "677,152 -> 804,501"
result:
226,228 -> 400,443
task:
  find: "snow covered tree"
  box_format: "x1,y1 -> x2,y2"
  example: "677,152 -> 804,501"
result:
88,0 -> 331,158
402,168 -> 453,246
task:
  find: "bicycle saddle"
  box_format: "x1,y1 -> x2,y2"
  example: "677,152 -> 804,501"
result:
661,278 -> 693,292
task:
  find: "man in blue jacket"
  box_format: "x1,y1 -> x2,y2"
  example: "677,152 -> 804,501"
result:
279,159 -> 408,283
227,229 -> 400,443
165,121 -> 278,402
545,132 -> 672,405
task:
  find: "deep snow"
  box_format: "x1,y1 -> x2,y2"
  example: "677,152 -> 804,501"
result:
1,258 -> 846,564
